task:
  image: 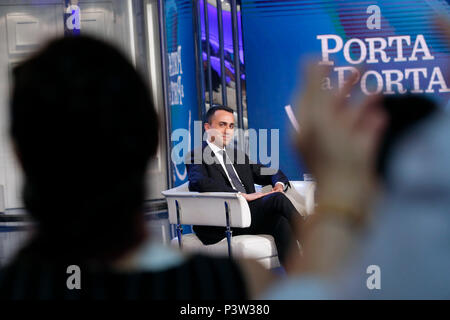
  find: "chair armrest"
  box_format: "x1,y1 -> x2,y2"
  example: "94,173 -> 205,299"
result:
288,181 -> 316,216
162,191 -> 241,199
162,191 -> 251,228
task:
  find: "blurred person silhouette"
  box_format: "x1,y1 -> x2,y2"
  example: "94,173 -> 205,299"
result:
0,36 -> 273,300
264,45 -> 450,298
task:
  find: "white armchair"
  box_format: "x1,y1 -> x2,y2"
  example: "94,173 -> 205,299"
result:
161,181 -> 316,269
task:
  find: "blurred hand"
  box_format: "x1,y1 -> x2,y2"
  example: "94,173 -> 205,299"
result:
284,65 -> 387,275
436,15 -> 450,44
296,64 -> 387,212
272,183 -> 284,193
285,15 -> 450,278
240,191 -> 274,202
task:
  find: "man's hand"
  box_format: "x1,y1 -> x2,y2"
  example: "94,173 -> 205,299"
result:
240,191 -> 274,202
272,183 -> 284,193
296,64 -> 387,213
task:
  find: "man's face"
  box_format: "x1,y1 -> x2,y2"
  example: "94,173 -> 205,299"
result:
204,110 -> 235,148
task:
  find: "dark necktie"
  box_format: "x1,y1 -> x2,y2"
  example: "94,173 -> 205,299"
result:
222,149 -> 246,193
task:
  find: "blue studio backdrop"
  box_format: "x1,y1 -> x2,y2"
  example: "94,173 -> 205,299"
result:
165,0 -> 200,188
165,0 -> 201,235
241,0 -> 450,180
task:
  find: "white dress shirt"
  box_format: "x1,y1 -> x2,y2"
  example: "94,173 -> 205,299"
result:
206,140 -> 285,192
207,140 -> 243,190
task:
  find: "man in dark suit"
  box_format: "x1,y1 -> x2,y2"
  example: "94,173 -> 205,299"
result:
185,105 -> 301,266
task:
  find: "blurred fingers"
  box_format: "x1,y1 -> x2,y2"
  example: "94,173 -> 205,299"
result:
334,69 -> 361,111
435,15 -> 450,46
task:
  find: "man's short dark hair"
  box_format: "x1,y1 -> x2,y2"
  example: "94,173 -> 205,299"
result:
204,105 -> 234,123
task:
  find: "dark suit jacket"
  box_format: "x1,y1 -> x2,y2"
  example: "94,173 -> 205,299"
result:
185,141 -> 290,244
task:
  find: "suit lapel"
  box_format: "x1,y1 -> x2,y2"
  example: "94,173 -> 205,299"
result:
213,160 -> 230,185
